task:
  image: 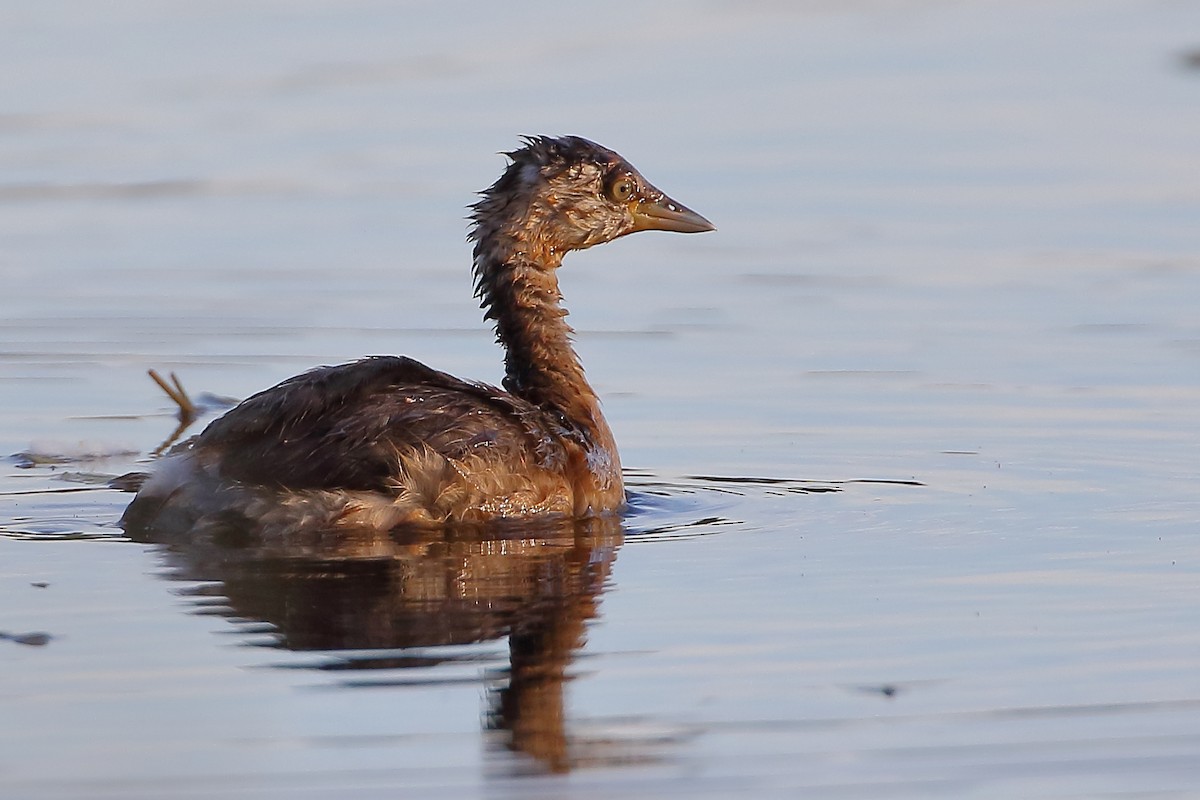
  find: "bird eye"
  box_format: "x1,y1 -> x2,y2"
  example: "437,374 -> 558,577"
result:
607,175 -> 635,203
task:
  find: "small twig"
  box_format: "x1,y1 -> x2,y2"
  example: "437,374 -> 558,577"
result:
147,369 -> 200,455
148,369 -> 197,423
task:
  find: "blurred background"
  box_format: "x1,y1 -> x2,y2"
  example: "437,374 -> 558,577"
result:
2,2 -> 1199,798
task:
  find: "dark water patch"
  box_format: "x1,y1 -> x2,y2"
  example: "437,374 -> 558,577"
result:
0,630 -> 54,647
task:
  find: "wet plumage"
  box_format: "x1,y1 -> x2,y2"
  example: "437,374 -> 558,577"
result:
123,136 -> 713,534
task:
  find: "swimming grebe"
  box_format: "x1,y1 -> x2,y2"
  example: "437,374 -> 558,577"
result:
122,136 -> 713,533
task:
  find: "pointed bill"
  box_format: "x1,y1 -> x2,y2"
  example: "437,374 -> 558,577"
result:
630,186 -> 715,234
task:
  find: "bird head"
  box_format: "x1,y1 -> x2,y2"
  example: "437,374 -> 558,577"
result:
472,135 -> 714,257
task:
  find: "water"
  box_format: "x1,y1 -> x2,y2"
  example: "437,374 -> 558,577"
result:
3,1 -> 1200,797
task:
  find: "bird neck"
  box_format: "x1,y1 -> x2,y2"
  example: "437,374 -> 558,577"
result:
472,233 -> 614,452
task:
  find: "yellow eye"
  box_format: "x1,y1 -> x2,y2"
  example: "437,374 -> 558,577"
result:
607,176 -> 635,203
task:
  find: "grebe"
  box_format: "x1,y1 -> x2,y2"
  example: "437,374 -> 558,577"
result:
122,136 -> 713,533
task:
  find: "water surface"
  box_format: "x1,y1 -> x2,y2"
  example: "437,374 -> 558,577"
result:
3,2 -> 1200,797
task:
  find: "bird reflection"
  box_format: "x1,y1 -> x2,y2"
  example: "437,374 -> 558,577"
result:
124,514 -> 623,773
